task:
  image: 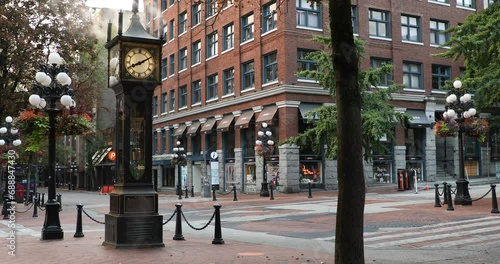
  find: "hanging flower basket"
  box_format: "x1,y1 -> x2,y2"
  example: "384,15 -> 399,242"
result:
16,109 -> 49,135
434,119 -> 459,138
56,111 -> 93,135
16,108 -> 93,136
462,117 -> 489,142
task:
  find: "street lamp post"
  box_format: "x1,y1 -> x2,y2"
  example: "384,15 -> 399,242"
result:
69,161 -> 77,190
29,52 -> 75,240
255,122 -> 275,197
0,116 -> 22,220
172,141 -> 186,196
444,80 -> 475,206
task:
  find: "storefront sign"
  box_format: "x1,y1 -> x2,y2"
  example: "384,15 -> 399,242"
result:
211,161 -> 219,185
181,166 -> 187,186
496,162 -> 500,179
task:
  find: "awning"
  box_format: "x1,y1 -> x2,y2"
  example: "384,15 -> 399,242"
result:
235,111 -> 254,129
256,105 -> 278,123
91,147 -> 112,166
217,115 -> 234,131
406,109 -> 432,127
299,103 -> 322,119
172,124 -> 187,137
186,122 -> 201,136
200,118 -> 217,134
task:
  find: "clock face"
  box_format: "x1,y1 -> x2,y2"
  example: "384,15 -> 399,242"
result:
124,47 -> 155,79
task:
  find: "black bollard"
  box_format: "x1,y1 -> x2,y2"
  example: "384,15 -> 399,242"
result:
185,187 -> 189,198
74,204 -> 84,237
270,182 -> 274,200
68,182 -> 72,191
41,193 -> 45,207
491,184 -> 499,214
57,193 -> 62,211
191,185 -> 194,198
442,182 -> 448,205
446,184 -> 454,211
36,193 -> 41,206
212,187 -> 217,201
212,204 -> 224,244
32,197 -> 38,218
2,196 -> 9,220
177,185 -> 182,200
173,203 -> 185,240
308,182 -> 313,198
233,184 -> 238,202
434,183 -> 441,207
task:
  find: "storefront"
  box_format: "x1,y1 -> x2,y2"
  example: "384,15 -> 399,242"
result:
300,155 -> 323,188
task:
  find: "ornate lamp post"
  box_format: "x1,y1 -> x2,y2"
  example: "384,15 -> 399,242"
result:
29,52 -> 75,240
69,161 -> 78,190
172,140 -> 186,195
1,116 -> 22,220
255,122 -> 275,197
444,80 -> 475,205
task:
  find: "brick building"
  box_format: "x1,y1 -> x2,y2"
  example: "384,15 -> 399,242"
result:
142,0 -> 499,193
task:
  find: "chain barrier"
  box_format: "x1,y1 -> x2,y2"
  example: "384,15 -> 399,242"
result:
162,210 -> 177,226
471,186 -> 493,202
217,190 -> 233,196
37,204 -> 46,211
14,203 -> 34,213
82,208 -> 105,224
181,210 -> 215,231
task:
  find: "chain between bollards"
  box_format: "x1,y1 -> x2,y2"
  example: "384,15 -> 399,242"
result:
491,184 -> 499,214
434,183 -> 441,207
74,204 -> 84,238
232,184 -> 238,201
212,204 -> 224,244
173,203 -> 185,240
446,184 -> 454,211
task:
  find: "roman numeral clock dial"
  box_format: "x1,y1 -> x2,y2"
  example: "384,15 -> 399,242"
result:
125,47 -> 155,79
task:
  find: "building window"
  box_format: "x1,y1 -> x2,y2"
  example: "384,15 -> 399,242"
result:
370,57 -> 393,87
296,0 -> 321,28
206,0 -> 217,18
352,5 -> 358,34
297,49 -> 318,80
262,1 -> 277,33
457,0 -> 475,8
179,47 -> 187,71
152,131 -> 157,154
207,31 -> 218,58
179,11 -> 187,35
161,130 -> 166,154
169,0 -> 174,6
401,15 -> 421,42
169,90 -> 175,111
241,13 -> 254,43
192,3 -> 201,26
369,9 -> 391,38
223,68 -> 234,95
431,0 -> 448,3
223,23 -> 234,50
207,74 -> 218,100
486,0 -> 498,8
263,51 -> 278,84
161,58 -> 167,79
163,24 -> 168,40
161,92 -> 167,113
432,65 -> 451,90
146,5 -> 151,22
242,60 -> 255,89
179,85 -> 187,108
430,19 -> 449,45
153,96 -> 158,116
162,0 -> 167,11
192,80 -> 201,104
168,19 -> 174,40
192,40 -> 201,65
169,54 -> 175,76
403,61 -> 422,89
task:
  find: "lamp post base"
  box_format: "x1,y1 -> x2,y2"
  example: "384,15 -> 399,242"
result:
454,179 -> 472,206
260,182 -> 269,197
41,201 -> 64,240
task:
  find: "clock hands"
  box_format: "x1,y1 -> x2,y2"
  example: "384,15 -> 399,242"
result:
128,56 -> 152,69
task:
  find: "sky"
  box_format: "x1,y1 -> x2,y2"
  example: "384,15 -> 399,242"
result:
85,0 -> 144,11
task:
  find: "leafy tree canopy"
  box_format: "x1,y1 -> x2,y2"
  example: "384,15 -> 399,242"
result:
435,3 -> 500,110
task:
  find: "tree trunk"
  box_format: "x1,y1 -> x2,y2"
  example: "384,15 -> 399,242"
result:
330,1 -> 365,263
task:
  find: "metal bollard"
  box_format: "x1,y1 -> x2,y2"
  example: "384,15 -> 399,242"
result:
2,196 -> 9,220
36,193 -> 41,206
74,204 -> 84,237
68,182 -> 72,191
173,203 -> 185,240
177,185 -> 182,200
442,182 -> 448,205
191,185 -> 194,198
491,184 -> 499,214
57,193 -> 62,211
41,193 -> 45,207
32,197 -> 38,218
233,184 -> 238,202
434,183 -> 441,207
185,187 -> 189,198
308,182 -> 313,198
270,182 -> 274,200
446,184 -> 454,211
212,187 -> 217,201
212,204 -> 224,244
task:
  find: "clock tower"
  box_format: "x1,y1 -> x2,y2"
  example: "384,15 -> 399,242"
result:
103,0 -> 166,248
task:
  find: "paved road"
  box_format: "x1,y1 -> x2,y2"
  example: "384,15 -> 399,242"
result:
1,182 -> 500,263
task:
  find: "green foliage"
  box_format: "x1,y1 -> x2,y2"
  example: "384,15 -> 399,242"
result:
287,36 -> 408,161
435,3 -> 500,109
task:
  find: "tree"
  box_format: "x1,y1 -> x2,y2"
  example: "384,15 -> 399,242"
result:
435,2 -> 500,110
